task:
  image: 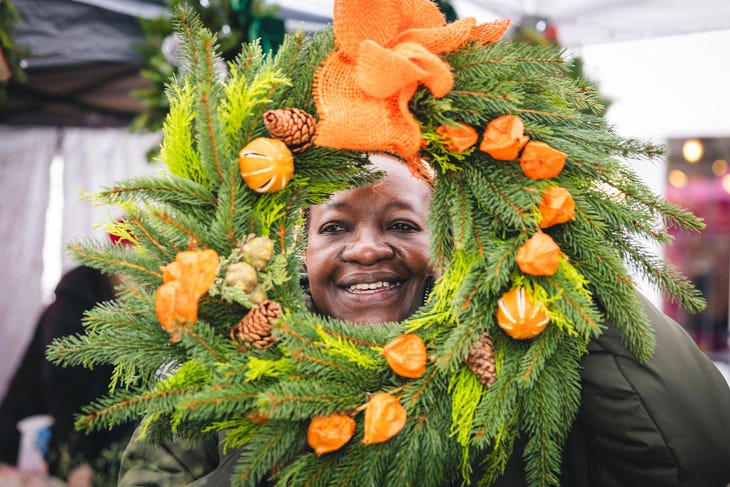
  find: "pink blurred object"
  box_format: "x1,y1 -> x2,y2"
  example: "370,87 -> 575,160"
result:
0,465 -> 65,487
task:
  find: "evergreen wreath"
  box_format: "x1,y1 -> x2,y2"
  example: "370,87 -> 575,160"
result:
48,2 -> 705,486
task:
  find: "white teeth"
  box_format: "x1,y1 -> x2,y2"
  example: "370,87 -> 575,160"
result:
347,281 -> 400,292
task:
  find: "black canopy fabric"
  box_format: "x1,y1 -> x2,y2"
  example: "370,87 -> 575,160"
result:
1,0 -> 161,127
0,0 -> 307,127
13,0 -> 161,68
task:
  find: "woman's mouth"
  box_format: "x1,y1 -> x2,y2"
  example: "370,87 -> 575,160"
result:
345,280 -> 402,294
326,275 -> 417,323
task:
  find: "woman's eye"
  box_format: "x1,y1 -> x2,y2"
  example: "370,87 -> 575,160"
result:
320,223 -> 347,233
390,221 -> 418,232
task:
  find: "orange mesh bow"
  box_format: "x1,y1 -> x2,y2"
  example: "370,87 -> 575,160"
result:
314,0 -> 510,167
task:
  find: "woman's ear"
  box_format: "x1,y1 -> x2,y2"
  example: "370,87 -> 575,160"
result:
299,266 -> 319,314
407,274 -> 435,317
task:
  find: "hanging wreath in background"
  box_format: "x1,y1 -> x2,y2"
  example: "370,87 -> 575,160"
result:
131,0 -> 286,144
0,0 -> 28,103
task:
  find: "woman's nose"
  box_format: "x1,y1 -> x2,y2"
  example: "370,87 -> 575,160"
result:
340,232 -> 395,265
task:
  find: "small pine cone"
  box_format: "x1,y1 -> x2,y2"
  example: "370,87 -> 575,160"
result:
231,300 -> 282,351
263,108 -> 316,153
466,334 -> 497,387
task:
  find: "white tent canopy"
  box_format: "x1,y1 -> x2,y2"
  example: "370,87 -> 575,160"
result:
270,0 -> 730,47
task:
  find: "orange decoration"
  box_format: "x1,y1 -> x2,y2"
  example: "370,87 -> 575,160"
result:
470,19 -> 512,45
313,0 -> 509,161
238,137 -> 294,193
519,141 -> 567,179
516,232 -> 561,276
435,123 -> 479,153
154,281 -> 198,343
382,334 -> 427,378
154,249 -> 220,342
538,186 -> 575,228
479,114 -> 529,161
160,249 -> 220,298
307,414 -> 356,456
362,392 -> 407,445
247,411 -> 270,425
496,287 -> 550,340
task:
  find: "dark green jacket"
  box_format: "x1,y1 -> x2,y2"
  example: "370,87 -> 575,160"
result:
118,296 -> 730,486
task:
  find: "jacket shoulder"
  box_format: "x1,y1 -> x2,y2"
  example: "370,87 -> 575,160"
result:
575,294 -> 730,486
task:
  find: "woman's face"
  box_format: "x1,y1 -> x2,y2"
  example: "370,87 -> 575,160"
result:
306,154 -> 433,324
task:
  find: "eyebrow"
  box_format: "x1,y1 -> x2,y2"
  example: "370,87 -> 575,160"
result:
321,200 -> 418,213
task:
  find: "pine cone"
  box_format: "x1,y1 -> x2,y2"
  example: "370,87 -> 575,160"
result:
230,300 -> 282,351
466,334 -> 497,387
263,108 -> 316,153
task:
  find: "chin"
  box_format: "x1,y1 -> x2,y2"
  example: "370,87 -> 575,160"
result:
336,305 -> 412,325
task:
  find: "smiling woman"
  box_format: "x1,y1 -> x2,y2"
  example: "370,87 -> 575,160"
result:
306,154 -> 434,323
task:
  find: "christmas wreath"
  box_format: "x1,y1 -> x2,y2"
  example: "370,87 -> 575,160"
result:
49,1 -> 705,486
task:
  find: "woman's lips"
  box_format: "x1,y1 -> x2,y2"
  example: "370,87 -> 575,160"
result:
344,280 -> 403,294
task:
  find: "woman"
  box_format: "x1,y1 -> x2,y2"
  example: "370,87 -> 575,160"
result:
305,153 -> 435,325
118,154 -> 730,486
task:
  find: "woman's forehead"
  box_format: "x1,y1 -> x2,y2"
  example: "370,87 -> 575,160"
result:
318,196 -> 422,214
307,153 -> 432,221
327,174 -> 429,211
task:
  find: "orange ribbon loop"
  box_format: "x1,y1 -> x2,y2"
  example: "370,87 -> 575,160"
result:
315,0 -> 510,161
356,41 -> 452,99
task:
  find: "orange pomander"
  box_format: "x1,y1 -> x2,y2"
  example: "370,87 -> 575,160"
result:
538,186 -> 576,228
238,137 -> 294,193
382,334 -> 427,379
496,287 -> 550,340
479,114 -> 529,161
516,232 -> 561,276
307,414 -> 356,456
435,123 -> 479,153
362,392 -> 407,445
519,141 -> 567,179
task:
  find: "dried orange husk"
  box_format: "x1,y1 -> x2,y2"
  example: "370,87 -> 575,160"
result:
479,114 -> 529,161
519,141 -> 567,179
496,287 -> 550,339
516,232 -> 561,276
435,123 -> 479,153
307,414 -> 356,456
362,392 -> 407,445
154,280 -> 198,343
238,137 -> 294,193
382,334 -> 427,378
247,411 -> 270,425
160,249 -> 220,299
538,186 -> 576,228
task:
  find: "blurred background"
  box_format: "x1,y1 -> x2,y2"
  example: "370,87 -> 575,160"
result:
1,0 -> 729,406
